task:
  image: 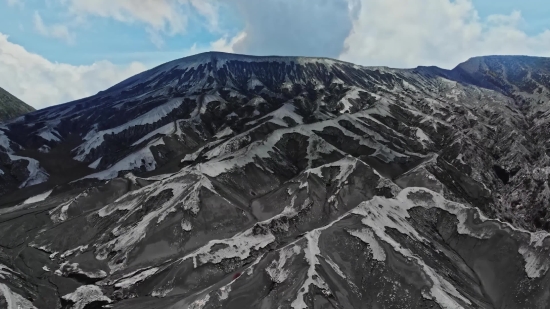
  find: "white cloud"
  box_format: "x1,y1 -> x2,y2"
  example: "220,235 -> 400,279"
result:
33,11 -> 75,44
228,0 -> 352,58
0,33 -> 147,109
64,0 -> 218,46
67,0 -> 187,32
146,27 -> 165,48
107,32 -> 248,68
0,28 -> 243,110
210,31 -> 247,53
339,0 -> 550,69
189,0 -> 219,30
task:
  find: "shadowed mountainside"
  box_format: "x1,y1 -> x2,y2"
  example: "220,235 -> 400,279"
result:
0,52 -> 550,309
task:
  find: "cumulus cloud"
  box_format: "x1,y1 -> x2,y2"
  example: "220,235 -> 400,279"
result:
210,31 -> 247,53
33,12 -> 75,44
339,0 -> 550,68
228,0 -> 352,58
0,33 -> 147,109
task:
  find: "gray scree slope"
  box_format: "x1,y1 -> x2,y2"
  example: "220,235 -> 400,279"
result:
0,86 -> 34,122
0,52 -> 549,308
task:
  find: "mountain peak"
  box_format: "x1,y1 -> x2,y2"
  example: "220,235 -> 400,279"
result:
175,51 -> 349,64
150,51 -> 363,77
0,86 -> 35,122
100,52 -> 365,97
455,54 -> 550,71
450,54 -> 550,101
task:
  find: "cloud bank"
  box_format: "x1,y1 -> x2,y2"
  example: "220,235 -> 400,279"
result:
340,0 -> 550,68
0,33 -> 147,109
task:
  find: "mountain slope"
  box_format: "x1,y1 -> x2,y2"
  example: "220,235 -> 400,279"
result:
451,55 -> 550,106
0,52 -> 550,309
0,86 -> 34,122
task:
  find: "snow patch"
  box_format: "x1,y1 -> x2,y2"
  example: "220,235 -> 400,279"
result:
0,283 -> 37,309
88,157 -> 102,169
415,128 -> 432,145
456,154 -> 466,165
347,228 -> 386,261
38,145 -> 51,153
0,264 -> 14,279
35,119 -> 62,142
94,170 -> 222,271
518,245 -> 550,278
219,285 -> 231,300
339,87 -> 363,113
198,94 -> 226,114
8,154 -> 49,188
188,228 -> 275,268
74,98 -> 183,161
352,192 -> 471,309
291,229 -> 331,309
49,193 -> 85,223
132,122 -> 175,146
190,294 -> 210,309
265,245 -> 301,283
60,245 -> 89,259
247,77 -> 264,90
23,189 -> 52,204
0,130 -> 13,153
114,268 -> 159,289
38,129 -> 61,142
55,261 -> 107,279
248,103 -> 303,128
181,219 -> 192,231
351,187 -> 550,307
83,139 -> 163,180
323,256 -> 348,280
214,127 -> 234,139
62,285 -> 111,309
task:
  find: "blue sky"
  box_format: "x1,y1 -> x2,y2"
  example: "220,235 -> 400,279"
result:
1,0 -> 550,109
473,0 -> 550,34
0,0 -> 241,66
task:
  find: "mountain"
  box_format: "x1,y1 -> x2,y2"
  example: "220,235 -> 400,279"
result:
0,86 -> 34,122
451,56 -> 550,105
0,52 -> 549,309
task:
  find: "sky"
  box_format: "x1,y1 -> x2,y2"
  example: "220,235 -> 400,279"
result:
1,0 -> 550,110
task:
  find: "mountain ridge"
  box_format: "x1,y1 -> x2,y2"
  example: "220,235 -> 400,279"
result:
1,52 -> 550,309
16,52 -> 545,117
0,86 -> 35,122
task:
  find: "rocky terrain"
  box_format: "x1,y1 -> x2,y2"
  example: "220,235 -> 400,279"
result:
0,86 -> 34,122
0,52 -> 549,308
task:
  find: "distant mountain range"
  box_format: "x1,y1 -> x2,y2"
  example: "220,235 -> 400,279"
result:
0,52 -> 549,309
0,86 -> 34,122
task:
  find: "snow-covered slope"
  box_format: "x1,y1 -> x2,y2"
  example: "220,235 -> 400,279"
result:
1,52 -> 550,309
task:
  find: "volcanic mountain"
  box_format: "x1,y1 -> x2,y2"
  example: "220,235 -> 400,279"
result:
0,86 -> 34,122
0,52 -> 549,309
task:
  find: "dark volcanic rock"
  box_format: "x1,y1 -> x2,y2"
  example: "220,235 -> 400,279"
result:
1,52 -> 550,309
